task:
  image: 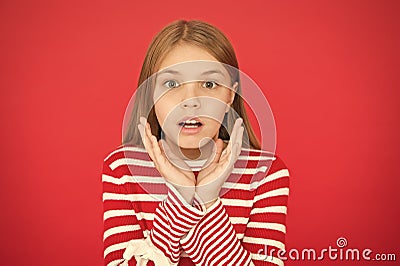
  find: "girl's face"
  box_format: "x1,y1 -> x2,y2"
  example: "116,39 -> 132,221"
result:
153,44 -> 237,157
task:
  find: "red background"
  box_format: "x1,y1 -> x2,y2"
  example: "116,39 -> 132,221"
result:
1,0 -> 399,265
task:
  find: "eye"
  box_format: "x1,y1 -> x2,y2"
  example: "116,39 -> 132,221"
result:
202,81 -> 219,89
163,80 -> 180,89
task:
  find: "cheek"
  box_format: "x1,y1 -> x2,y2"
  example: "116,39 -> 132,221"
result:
200,99 -> 227,124
154,97 -> 177,127
223,90 -> 235,105
154,101 -> 167,125
204,118 -> 223,134
206,90 -> 234,115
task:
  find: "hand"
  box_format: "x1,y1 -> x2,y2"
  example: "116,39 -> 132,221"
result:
138,117 -> 196,203
195,118 -> 244,207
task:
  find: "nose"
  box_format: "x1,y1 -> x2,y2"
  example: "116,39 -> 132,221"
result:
180,82 -> 201,109
182,98 -> 200,108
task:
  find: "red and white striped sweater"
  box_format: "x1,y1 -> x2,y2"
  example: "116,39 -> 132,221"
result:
102,145 -> 290,266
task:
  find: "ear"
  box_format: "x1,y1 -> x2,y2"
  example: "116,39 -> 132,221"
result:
225,82 -> 238,113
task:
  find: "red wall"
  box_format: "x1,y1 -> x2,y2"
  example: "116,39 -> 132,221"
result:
1,0 -> 399,265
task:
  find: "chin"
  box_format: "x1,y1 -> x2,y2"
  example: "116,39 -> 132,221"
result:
178,136 -> 214,150
178,141 -> 201,150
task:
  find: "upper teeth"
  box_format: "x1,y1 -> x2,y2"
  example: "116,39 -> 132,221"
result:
184,120 -> 198,124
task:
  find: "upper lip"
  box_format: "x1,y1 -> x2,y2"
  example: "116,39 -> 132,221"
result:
177,116 -> 203,126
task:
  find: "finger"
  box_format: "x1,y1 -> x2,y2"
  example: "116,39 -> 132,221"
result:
225,118 -> 243,158
220,140 -> 231,162
150,134 -> 165,167
140,116 -> 153,144
143,118 -> 154,143
213,139 -> 224,163
232,117 -> 243,140
140,117 -> 158,162
138,123 -> 155,161
160,139 -> 191,171
235,126 -> 244,157
204,138 -> 223,167
229,143 -> 240,168
232,118 -> 243,155
225,140 -> 239,168
158,139 -> 165,155
137,123 -> 145,147
226,125 -> 243,166
160,139 -> 178,160
230,125 -> 244,164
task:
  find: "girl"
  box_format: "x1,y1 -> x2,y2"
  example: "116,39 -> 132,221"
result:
102,20 -> 290,266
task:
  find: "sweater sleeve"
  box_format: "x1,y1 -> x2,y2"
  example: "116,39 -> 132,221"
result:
149,182 -> 206,264
179,155 -> 290,266
102,153 -> 207,266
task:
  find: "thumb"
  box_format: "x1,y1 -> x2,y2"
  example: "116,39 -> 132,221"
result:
160,139 -> 191,171
158,139 -> 165,155
212,139 -> 224,164
200,139 -> 223,170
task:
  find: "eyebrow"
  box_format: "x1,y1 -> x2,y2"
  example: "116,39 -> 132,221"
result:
200,70 -> 228,79
157,69 -> 227,77
157,69 -> 182,76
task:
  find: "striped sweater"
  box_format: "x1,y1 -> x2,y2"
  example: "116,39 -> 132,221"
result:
102,145 -> 290,266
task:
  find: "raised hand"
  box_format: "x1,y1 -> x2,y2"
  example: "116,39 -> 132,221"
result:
138,117 -> 196,203
195,118 -> 244,208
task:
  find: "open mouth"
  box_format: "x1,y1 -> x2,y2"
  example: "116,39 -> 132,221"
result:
177,117 -> 204,133
178,120 -> 203,128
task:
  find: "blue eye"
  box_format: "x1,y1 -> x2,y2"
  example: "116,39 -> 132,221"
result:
202,81 -> 219,89
163,80 -> 180,89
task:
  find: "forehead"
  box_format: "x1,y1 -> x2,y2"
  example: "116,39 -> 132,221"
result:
158,43 -> 219,70
155,44 -> 232,83
156,61 -> 230,81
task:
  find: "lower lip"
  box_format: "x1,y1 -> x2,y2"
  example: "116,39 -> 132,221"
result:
179,124 -> 204,135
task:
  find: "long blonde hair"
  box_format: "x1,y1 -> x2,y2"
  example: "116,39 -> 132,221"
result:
123,20 -> 260,149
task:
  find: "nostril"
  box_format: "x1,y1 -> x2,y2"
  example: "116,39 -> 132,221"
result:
182,103 -> 199,108
181,98 -> 201,109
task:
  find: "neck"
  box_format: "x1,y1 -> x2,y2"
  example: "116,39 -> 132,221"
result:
180,147 -> 205,160
163,137 -> 215,160
163,137 -> 228,160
